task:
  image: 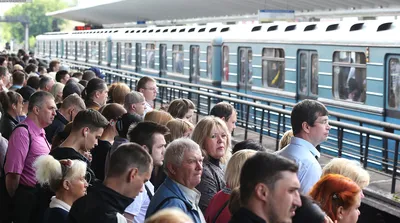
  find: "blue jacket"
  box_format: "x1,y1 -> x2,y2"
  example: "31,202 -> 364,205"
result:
146,177 -> 202,223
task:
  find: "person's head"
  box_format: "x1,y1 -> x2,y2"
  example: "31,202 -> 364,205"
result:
52,122 -> 73,150
78,80 -> 88,87
0,91 -> 23,117
62,82 -> 83,99
191,116 -> 231,164
50,82 -> 65,104
322,158 -> 370,191
83,78 -> 108,106
106,143 -> 153,198
279,130 -> 294,150
124,91 -> 146,116
112,83 -> 130,105
82,70 -> 96,81
39,75 -> 55,92
116,113 -> 143,139
309,174 -> 361,223
127,121 -> 169,167
0,56 -> 7,66
144,110 -> 174,126
28,91 -> 56,128
165,119 -> 194,143
144,208 -> 194,223
49,60 -> 60,72
292,195 -> 326,223
0,66 -> 11,87
225,149 -> 256,189
136,76 -> 157,102
291,99 -> 330,146
34,155 -> 88,204
164,138 -> 203,189
210,102 -> 237,133
12,70 -> 25,86
55,70 -> 70,84
71,109 -> 109,152
167,99 -> 196,123
232,139 -> 267,154
100,103 -> 127,136
38,66 -> 47,75
60,93 -> 86,122
240,152 -> 301,223
17,86 -> 35,115
26,75 -> 40,90
72,72 -> 83,80
25,64 -> 38,75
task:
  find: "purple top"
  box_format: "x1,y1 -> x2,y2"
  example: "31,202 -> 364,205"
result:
4,117 -> 51,187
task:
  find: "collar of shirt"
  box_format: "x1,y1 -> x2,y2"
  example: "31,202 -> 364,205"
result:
290,137 -> 321,159
24,117 -> 45,137
174,180 -> 201,210
11,85 -> 23,89
49,196 -> 71,212
56,110 -> 69,125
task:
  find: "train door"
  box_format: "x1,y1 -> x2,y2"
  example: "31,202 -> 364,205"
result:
60,39 -> 64,58
85,41 -> 89,63
74,41 -> 78,61
98,41 -> 102,65
297,50 -> 318,100
135,43 -> 142,72
116,42 -> 121,69
237,47 -> 253,93
159,44 -> 167,77
190,45 -> 200,84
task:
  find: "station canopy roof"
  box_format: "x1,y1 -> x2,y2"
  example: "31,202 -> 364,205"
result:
48,0 -> 400,25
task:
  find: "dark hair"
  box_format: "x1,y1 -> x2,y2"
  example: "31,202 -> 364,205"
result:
79,80 -> 88,87
136,76 -> 155,91
55,70 -> 69,83
240,152 -> 298,205
62,82 -> 83,99
25,64 -> 37,74
107,142 -> 152,178
167,98 -> 195,119
0,91 -> 22,112
228,187 -> 241,215
49,60 -> 60,72
232,139 -> 267,154
100,103 -> 126,122
38,66 -> 46,73
28,59 -> 38,65
82,78 -> 106,101
291,99 -> 328,135
127,121 -> 169,153
72,109 -> 109,132
210,102 -> 235,120
0,56 -> 6,65
72,72 -> 83,79
12,71 -> 25,85
116,113 -> 142,138
82,70 -> 96,81
51,122 -> 73,150
28,91 -> 54,112
39,76 -> 52,90
27,75 -> 40,90
292,195 -> 326,223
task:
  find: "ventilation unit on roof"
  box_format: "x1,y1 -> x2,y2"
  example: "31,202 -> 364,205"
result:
251,26 -> 262,32
188,28 -> 195,32
136,30 -> 141,33
142,30 -> 147,33
125,30 -> 129,33
350,23 -> 364,31
377,22 -> 392,31
149,30 -> 154,33
179,28 -> 186,32
156,29 -> 161,33
326,24 -> 339,31
198,28 -> 206,32
163,29 -> 169,33
268,25 -> 278,31
304,24 -> 316,31
209,27 -> 217,32
285,25 -> 296,31
221,27 -> 229,32
114,30 -> 118,33
171,29 -> 177,33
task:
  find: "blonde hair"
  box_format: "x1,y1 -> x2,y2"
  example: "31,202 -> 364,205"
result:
34,155 -> 87,192
50,82 -> 65,103
165,119 -> 194,143
322,158 -> 370,189
144,110 -> 174,126
145,208 -> 194,223
279,130 -> 293,150
112,83 -> 130,105
191,116 -> 231,164
225,149 -> 256,188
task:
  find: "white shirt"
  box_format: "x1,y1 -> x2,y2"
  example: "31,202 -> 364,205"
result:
125,181 -> 154,223
143,101 -> 153,116
49,196 -> 71,212
176,181 -> 206,223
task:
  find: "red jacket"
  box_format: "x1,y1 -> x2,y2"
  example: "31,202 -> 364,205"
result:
205,189 -> 231,223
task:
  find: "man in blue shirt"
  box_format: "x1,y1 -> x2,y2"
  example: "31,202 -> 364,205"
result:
276,99 -> 331,194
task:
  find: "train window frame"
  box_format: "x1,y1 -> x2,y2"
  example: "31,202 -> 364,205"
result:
145,43 -> 156,69
261,48 -> 285,89
135,43 -> 142,69
298,51 -> 319,96
387,56 -> 400,109
222,46 -> 229,81
207,46 -> 212,79
190,45 -> 200,80
238,47 -> 253,89
159,44 -> 167,71
172,44 -> 184,74
332,51 -> 367,103
124,43 -> 133,65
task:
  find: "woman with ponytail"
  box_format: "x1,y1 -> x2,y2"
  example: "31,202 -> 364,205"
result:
0,91 -> 23,139
34,155 -> 88,223
82,78 -> 108,110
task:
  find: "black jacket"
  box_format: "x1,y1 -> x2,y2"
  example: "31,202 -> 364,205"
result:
91,139 -> 112,182
45,110 -> 69,144
68,183 -> 133,223
0,112 -> 19,140
229,208 -> 267,223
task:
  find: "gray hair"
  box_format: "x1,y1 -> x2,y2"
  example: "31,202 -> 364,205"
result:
164,138 -> 201,175
28,91 -> 54,112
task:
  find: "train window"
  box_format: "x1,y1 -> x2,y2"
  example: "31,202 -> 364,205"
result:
159,44 -> 167,71
146,44 -> 155,69
135,43 -> 142,69
79,41 -> 84,58
298,51 -> 318,96
190,45 -> 200,80
125,43 -> 132,65
65,41 -> 68,59
332,51 -> 366,102
91,41 -> 97,61
239,47 -> 253,87
311,54 -> 319,95
207,46 -> 212,79
222,46 -> 229,81
388,58 -> 400,108
172,44 -> 184,74
261,48 -> 285,89
98,41 -> 102,63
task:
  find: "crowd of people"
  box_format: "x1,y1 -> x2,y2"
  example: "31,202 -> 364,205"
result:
0,49 -> 370,223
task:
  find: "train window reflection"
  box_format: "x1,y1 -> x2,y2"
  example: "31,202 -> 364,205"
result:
262,48 -> 285,89
172,44 -> 184,74
388,58 -> 400,108
146,43 -> 155,69
332,51 -> 366,103
190,45 -> 200,79
222,46 -> 229,81
159,44 -> 167,71
124,43 -> 132,65
207,46 -> 212,79
311,54 -> 319,95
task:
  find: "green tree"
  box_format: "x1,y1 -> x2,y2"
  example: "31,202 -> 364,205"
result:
2,0 -> 68,48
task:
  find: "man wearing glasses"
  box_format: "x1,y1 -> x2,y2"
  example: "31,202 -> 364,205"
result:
136,76 -> 158,115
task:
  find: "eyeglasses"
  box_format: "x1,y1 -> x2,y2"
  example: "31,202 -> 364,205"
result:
144,87 -> 158,92
314,119 -> 329,125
